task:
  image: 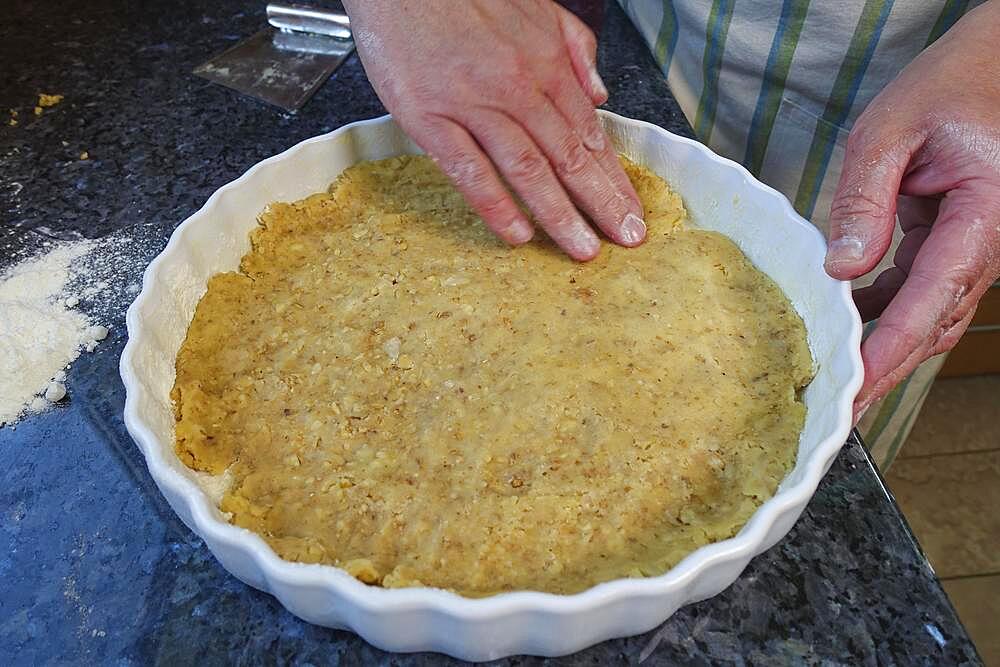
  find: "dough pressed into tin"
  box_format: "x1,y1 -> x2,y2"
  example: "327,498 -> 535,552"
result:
172,155 -> 813,596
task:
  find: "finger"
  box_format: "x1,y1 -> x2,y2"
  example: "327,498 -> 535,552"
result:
554,5 -> 607,105
825,120 -> 924,280
591,118 -> 644,216
503,94 -> 645,246
893,225 -> 931,275
851,224 -> 932,322
407,116 -> 534,246
547,73 -> 644,218
853,196 -> 999,412
853,267 -> 907,322
895,194 -> 940,232
855,303 -> 977,420
465,110 -> 601,260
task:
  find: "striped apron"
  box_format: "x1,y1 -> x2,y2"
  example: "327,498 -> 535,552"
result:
618,0 -> 983,468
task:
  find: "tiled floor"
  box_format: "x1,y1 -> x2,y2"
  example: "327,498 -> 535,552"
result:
885,375 -> 1000,666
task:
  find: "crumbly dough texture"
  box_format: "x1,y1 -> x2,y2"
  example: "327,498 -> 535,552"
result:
173,155 -> 813,596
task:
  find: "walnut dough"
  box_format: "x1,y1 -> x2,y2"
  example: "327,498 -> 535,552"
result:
172,155 -> 814,596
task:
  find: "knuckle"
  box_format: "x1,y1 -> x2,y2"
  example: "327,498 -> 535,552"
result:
581,115 -> 604,138
845,116 -> 889,157
591,188 -> 626,220
844,120 -> 873,157
908,268 -> 976,316
845,118 -> 923,171
553,138 -> 590,178
506,147 -> 548,183
505,54 -> 538,87
829,191 -> 895,228
933,309 -> 972,354
544,213 -> 585,238
935,264 -> 980,306
540,70 -> 568,96
499,77 -> 535,102
476,194 -> 513,221
436,151 -> 488,191
598,183 -> 622,206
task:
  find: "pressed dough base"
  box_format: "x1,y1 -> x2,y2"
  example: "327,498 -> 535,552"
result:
172,156 -> 813,596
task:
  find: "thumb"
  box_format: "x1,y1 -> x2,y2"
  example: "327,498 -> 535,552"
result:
555,6 -> 608,106
825,119 -> 923,280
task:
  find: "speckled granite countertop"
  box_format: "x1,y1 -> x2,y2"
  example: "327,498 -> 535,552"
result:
0,1 -> 981,664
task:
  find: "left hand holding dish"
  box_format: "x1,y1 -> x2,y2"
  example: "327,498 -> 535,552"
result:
823,1 -> 1000,419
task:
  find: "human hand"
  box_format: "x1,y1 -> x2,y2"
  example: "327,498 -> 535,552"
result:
342,0 -> 645,260
824,1 -> 1000,418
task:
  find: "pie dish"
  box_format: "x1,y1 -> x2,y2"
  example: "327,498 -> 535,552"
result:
121,111 -> 862,660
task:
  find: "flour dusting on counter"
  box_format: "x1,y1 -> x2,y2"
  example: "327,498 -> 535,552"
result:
0,228 -> 158,426
0,242 -> 94,425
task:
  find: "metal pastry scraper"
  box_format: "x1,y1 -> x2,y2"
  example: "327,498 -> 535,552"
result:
193,3 -> 355,113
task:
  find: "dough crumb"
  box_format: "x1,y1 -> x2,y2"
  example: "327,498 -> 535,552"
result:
86,324 -> 109,341
44,381 -> 67,402
38,93 -> 64,108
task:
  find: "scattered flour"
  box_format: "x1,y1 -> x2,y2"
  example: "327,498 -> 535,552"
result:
0,225 -> 162,426
0,242 -> 97,425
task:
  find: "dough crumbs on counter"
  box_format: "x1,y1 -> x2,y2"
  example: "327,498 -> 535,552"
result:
173,155 -> 814,596
38,93 -> 64,108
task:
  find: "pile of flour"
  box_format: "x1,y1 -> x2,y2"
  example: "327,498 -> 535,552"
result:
0,240 -> 111,425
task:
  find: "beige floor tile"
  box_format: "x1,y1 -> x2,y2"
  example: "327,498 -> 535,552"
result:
885,451 -> 1000,578
899,375 -> 1000,459
943,575 -> 1000,666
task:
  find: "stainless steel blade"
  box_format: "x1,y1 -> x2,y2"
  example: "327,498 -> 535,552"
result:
193,28 -> 354,113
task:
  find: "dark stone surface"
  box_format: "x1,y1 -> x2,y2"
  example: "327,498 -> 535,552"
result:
0,0 -> 980,665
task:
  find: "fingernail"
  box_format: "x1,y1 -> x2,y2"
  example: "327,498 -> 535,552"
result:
826,237 -> 864,266
619,212 -> 646,246
589,67 -> 608,101
506,218 -> 534,245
